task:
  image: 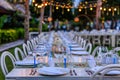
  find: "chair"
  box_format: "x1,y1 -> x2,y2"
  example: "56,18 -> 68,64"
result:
91,46 -> 101,57
79,38 -> 84,47
113,47 -> 120,52
22,43 -> 30,57
30,39 -> 36,48
81,40 -> 87,48
91,64 -> 120,80
27,40 -> 33,51
0,51 -> 16,76
102,35 -> 111,46
14,47 -> 25,61
92,35 -> 101,46
116,35 -> 120,46
73,35 -> 79,42
85,42 -> 92,54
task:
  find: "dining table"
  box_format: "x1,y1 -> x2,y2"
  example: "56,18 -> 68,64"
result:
5,31 -> 120,80
6,54 -> 120,80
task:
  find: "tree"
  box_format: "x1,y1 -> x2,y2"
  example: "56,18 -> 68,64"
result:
24,0 -> 29,43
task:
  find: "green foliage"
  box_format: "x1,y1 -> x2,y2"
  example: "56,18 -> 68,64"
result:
71,21 -> 81,27
42,24 -> 48,32
30,18 -> 39,28
29,28 -> 38,32
0,28 -> 24,44
0,15 -> 8,28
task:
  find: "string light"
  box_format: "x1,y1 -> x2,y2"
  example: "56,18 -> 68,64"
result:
79,8 -> 82,12
32,0 -> 35,3
67,8 -> 70,12
56,6 -> 59,10
100,7 -> 102,10
108,8 -> 111,12
38,5 -> 42,8
90,7 -> 93,11
45,3 -> 48,6
85,1 -> 88,4
35,3 -> 38,7
114,8 -> 117,11
104,8 -> 106,11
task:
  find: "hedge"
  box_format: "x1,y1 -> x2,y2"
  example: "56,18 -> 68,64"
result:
0,28 -> 24,44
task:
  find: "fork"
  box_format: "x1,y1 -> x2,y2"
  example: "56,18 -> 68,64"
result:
73,69 -> 77,76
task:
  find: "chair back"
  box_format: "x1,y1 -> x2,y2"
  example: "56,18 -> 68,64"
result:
14,47 -> 25,61
92,46 -> 101,57
0,51 -> 16,76
85,43 -> 92,54
22,43 -> 30,57
27,40 -> 33,51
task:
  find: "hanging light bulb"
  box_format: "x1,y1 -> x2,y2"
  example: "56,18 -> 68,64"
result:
114,8 -> 117,11
85,1 -> 88,4
90,7 -> 93,11
45,3 -> 47,6
67,8 -> 70,12
79,8 -> 82,12
100,7 -> 102,10
56,6 -> 59,10
32,0 -> 35,3
35,3 -> 38,7
108,8 -> 111,12
38,5 -> 42,8
104,8 -> 106,11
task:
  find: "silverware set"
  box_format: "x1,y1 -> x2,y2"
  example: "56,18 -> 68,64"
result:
29,68 -> 37,75
85,68 -> 94,75
70,69 -> 77,76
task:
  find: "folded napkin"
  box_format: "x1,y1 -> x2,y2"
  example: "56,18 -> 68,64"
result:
15,60 -> 39,66
71,51 -> 89,55
71,47 -> 85,51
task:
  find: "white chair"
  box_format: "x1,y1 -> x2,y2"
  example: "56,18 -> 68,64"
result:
22,43 -> 30,57
30,39 -> 36,48
81,40 -> 87,48
92,46 -> 101,57
116,35 -> 120,46
73,35 -> 79,42
79,38 -> 84,47
35,37 -> 39,44
92,35 -> 101,46
0,51 -> 16,76
102,35 -> 111,46
85,42 -> 92,54
91,64 -> 120,80
27,40 -> 33,51
113,47 -> 120,52
14,47 -> 25,61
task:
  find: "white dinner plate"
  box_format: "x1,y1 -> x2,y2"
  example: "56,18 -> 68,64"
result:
37,67 -> 69,76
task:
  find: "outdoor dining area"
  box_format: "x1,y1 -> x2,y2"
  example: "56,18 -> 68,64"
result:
0,0 -> 120,80
0,31 -> 120,80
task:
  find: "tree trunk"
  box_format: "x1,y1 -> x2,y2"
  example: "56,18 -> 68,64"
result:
49,4 -> 52,31
24,0 -> 29,43
39,6 -> 45,34
96,0 -> 102,30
